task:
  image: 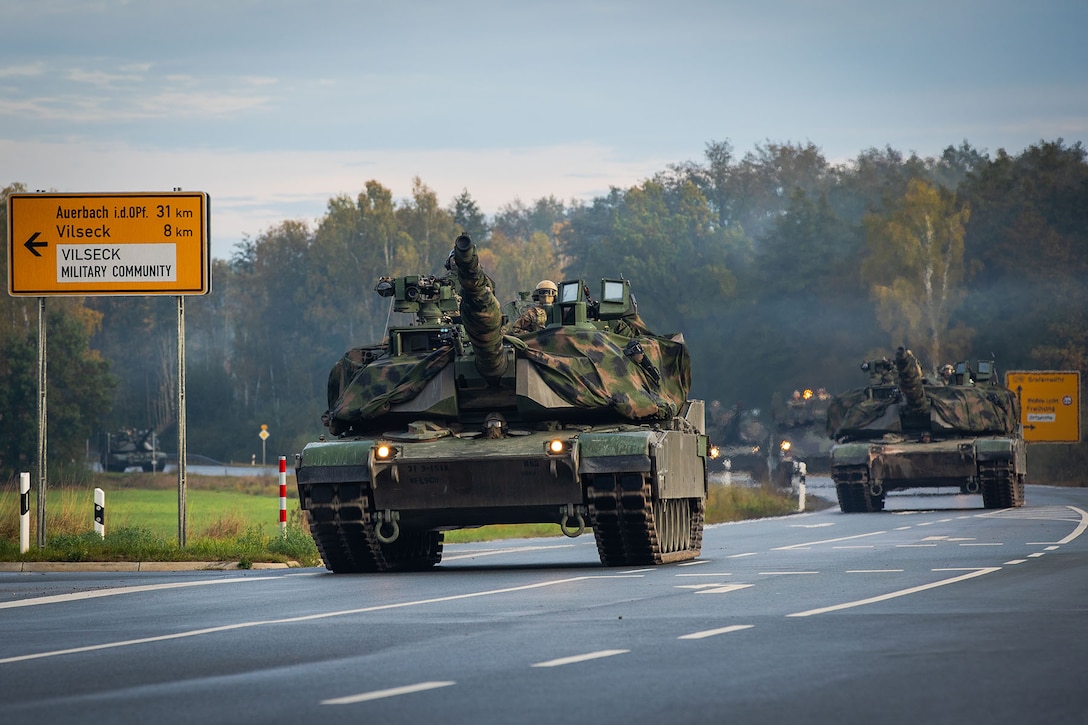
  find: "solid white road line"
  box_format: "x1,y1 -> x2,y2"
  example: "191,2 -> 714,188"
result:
322,681 -> 456,705
679,624 -> 754,640
532,650 -> 629,667
0,575 -> 286,609
0,576 -> 598,665
787,567 -> 1002,617
773,531 -> 887,551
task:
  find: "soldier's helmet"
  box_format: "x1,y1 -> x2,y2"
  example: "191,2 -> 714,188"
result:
532,279 -> 558,303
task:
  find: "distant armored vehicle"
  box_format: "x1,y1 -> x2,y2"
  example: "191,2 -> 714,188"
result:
707,401 -> 770,480
100,428 -> 167,472
769,387 -> 834,486
827,347 -> 1025,512
295,234 -> 711,572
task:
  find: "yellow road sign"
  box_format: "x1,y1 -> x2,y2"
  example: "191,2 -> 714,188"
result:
1005,371 -> 1081,443
7,192 -> 210,296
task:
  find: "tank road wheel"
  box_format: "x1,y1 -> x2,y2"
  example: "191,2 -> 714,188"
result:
585,473 -> 703,566
1013,474 -> 1026,507
653,498 -> 693,555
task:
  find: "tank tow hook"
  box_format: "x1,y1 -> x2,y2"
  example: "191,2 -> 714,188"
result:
559,504 -> 586,538
375,510 -> 401,544
869,481 -> 884,498
965,479 -> 981,494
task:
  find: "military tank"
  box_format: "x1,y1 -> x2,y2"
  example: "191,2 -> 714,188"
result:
99,428 -> 167,472
295,234 -> 711,572
826,347 -> 1025,512
774,383 -> 831,474
706,401 -> 770,480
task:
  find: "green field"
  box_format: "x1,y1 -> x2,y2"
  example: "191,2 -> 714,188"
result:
1,479 -> 297,541
92,488 -> 297,537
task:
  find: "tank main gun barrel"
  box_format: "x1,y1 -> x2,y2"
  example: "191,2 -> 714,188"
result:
895,346 -> 928,416
451,234 -> 508,381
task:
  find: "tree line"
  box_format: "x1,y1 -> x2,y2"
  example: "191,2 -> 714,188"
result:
2,137 -> 1086,482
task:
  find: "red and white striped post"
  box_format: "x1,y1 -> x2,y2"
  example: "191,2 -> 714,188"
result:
278,456 -> 287,537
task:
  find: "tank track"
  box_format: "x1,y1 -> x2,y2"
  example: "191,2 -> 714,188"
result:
307,481 -> 443,573
585,472 -> 704,566
832,465 -> 885,513
979,461 -> 1026,509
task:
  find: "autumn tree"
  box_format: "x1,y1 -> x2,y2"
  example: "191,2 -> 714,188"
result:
861,179 -> 971,372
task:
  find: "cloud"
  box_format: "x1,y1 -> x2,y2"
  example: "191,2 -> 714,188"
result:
66,67 -> 147,86
0,62 -> 46,79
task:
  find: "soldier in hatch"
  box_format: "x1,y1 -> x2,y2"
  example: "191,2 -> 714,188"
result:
510,279 -> 557,334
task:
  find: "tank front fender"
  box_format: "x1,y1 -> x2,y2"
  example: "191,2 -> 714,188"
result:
974,438 -> 1023,464
577,431 -> 653,473
830,442 -> 872,467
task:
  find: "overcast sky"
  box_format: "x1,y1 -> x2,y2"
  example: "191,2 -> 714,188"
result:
3,0 -> 1085,260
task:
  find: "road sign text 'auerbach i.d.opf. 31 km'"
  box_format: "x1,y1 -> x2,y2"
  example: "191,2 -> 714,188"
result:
7,191 -> 210,296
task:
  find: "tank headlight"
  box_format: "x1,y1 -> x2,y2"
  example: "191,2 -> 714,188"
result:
545,439 -> 570,455
375,444 -> 397,460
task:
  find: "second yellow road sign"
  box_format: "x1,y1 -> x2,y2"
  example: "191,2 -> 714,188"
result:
1006,370 -> 1081,443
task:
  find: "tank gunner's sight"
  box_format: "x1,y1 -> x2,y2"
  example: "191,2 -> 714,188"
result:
375,274 -> 459,320
860,358 -> 895,380
375,274 -> 453,303
859,357 -> 897,394
860,358 -> 894,375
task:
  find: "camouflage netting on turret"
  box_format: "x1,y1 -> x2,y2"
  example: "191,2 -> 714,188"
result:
321,327 -> 691,434
323,346 -> 456,435
826,385 -> 1020,440
516,327 -> 690,420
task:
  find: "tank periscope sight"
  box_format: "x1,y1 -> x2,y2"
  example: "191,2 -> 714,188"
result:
294,234 -> 712,572
826,347 -> 1025,513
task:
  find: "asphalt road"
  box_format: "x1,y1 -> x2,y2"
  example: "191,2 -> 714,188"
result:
1,480 -> 1086,725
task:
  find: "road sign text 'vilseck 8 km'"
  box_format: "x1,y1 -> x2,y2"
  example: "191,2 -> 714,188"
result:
7,192 -> 210,296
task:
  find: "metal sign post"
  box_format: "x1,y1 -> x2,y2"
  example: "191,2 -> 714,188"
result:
259,425 -> 270,467
36,298 -> 46,547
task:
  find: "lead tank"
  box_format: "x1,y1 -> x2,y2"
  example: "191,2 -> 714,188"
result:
295,234 -> 710,572
826,347 -> 1025,512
